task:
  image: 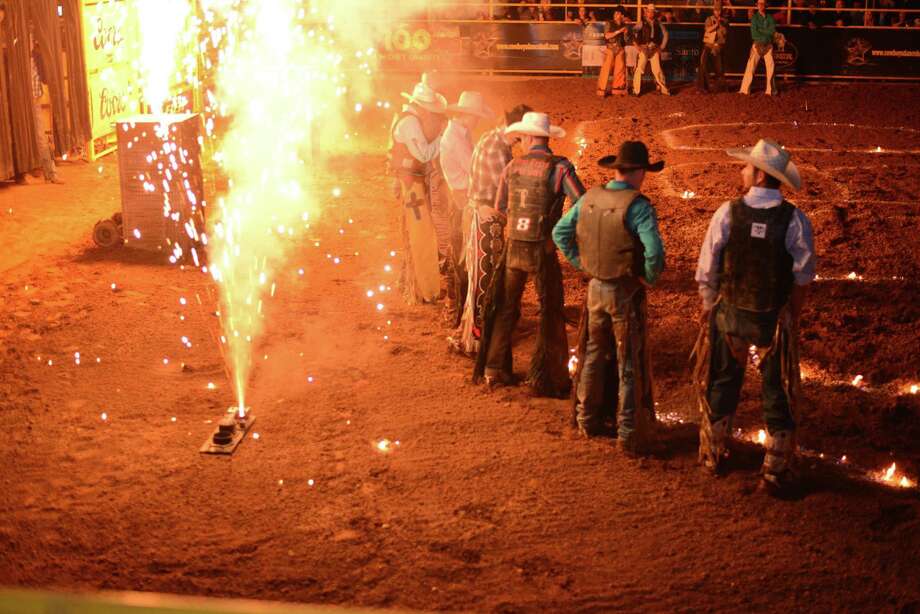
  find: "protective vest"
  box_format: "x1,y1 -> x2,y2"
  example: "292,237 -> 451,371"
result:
386,109 -> 442,178
576,187 -> 644,281
507,151 -> 562,243
720,199 -> 796,312
636,20 -> 664,46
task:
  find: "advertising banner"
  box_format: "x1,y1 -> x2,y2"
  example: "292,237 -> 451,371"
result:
87,65 -> 141,141
82,0 -> 138,74
82,0 -> 139,151
582,22 -> 606,67
377,22 -> 465,71
630,23 -> 920,82
466,22 -> 583,72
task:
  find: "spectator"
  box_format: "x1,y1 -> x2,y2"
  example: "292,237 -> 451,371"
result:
876,0 -> 896,25
698,2 -> 728,92
891,10 -> 909,26
862,9 -> 874,26
517,0 -> 541,21
803,2 -> 826,28
739,0 -> 777,95
575,6 -> 598,25
29,31 -> 61,183
493,5 -> 515,20
661,7 -> 677,22
832,0 -> 849,26
632,4 -> 670,96
790,0 -> 809,25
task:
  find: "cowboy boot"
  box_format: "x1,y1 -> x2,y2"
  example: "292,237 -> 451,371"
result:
699,413 -> 733,474
761,429 -> 796,492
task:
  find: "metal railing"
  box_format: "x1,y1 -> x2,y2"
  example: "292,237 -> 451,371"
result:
418,1 -> 920,27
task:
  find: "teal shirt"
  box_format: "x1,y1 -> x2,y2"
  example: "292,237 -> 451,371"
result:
552,181 -> 666,285
750,12 -> 776,44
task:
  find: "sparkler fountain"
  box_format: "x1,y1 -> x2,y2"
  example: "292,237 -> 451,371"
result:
189,0 -> 428,452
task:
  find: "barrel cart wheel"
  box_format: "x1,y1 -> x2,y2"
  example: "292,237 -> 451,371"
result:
92,213 -> 124,248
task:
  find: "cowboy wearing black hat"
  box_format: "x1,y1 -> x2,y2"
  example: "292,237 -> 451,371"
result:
597,5 -> 632,97
553,141 -> 666,455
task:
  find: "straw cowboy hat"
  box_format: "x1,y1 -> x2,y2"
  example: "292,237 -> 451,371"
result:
401,82 -> 448,114
598,141 -> 665,172
727,138 -> 801,190
504,112 -> 566,139
447,91 -> 494,119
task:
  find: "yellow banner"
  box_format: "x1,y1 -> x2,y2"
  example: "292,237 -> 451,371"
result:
87,65 -> 140,140
82,0 -> 139,74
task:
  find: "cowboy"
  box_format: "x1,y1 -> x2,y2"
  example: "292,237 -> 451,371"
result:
697,1 -> 728,93
694,138 -> 816,493
553,142 -> 665,455
440,91 -> 494,326
597,5 -> 632,97
388,80 -> 448,304
419,72 -> 453,284
632,4 -> 670,96
474,112 -> 585,397
739,0 -> 777,95
449,104 -> 532,357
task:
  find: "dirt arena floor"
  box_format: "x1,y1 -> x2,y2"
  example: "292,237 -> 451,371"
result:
1,78 -> 919,613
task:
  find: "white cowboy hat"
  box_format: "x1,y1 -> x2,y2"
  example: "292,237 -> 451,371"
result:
505,112 -> 566,139
447,91 -> 494,119
401,82 -> 448,114
727,138 -> 802,190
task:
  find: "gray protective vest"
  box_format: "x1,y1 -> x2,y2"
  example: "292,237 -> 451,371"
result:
576,187 -> 644,281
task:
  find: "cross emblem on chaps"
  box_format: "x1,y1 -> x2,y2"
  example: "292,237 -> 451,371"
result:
406,190 -> 424,221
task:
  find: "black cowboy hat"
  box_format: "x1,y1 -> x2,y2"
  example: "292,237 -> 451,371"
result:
598,141 -> 665,172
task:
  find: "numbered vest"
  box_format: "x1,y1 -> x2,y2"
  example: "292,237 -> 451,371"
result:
386,110 -> 442,178
720,199 -> 796,312
576,187 -> 645,281
507,152 -> 559,243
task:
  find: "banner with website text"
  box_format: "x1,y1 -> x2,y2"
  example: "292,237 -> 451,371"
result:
378,20 -> 919,79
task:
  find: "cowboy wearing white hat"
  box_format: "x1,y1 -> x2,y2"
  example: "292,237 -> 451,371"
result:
474,112 -> 586,398
388,80 -> 448,304
440,91 -> 495,326
449,104 -> 532,358
694,138 -> 815,493
632,3 -> 670,96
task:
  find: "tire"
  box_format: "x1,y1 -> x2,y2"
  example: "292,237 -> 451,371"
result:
93,219 -> 123,248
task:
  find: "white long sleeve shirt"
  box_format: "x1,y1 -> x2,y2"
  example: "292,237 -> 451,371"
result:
439,119 -> 473,191
695,187 -> 816,310
392,106 -> 441,164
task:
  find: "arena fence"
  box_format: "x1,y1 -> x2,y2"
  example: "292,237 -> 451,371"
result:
377,2 -> 920,80
0,589 -> 411,614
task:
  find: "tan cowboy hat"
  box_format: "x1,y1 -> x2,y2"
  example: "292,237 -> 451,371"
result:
401,82 -> 448,114
504,111 -> 566,139
727,138 -> 802,190
447,91 -> 494,119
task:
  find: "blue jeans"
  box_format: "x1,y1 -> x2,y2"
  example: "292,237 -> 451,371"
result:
576,278 -> 653,440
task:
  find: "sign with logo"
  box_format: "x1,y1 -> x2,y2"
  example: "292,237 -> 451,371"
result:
467,23 -> 583,72
83,0 -> 140,148
87,65 -> 141,140
82,0 -> 138,74
377,22 -> 464,70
